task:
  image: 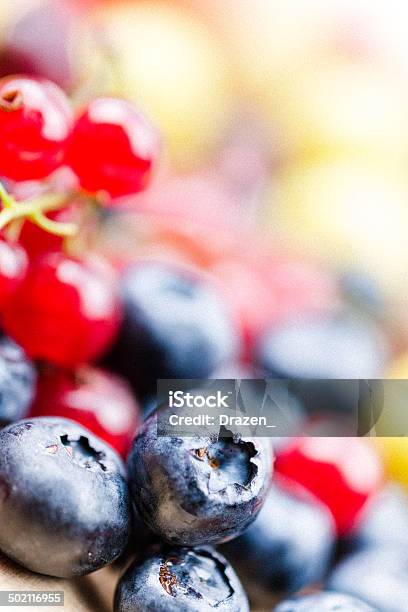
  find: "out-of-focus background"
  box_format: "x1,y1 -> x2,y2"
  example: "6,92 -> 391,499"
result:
3,2 -> 408,610
3,0 -> 408,294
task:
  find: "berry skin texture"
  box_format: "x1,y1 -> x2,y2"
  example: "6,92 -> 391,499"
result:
128,407 -> 272,546
3,252 -> 121,368
0,76 -> 73,181
0,239 -> 27,312
30,366 -> 141,459
275,592 -> 377,611
66,97 -> 159,199
220,477 -> 335,595
0,417 -> 131,577
106,262 -> 238,397
114,546 -> 249,612
0,336 -> 36,426
275,438 -> 383,535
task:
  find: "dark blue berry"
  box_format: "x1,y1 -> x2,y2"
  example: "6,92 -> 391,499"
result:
0,336 -> 36,426
114,546 -> 249,612
0,417 -> 131,577
220,479 -> 335,595
128,408 -> 272,546
257,314 -> 386,380
256,314 -> 387,421
106,262 -> 237,397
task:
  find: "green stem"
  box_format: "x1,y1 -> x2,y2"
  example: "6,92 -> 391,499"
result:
0,183 -> 77,237
30,212 -> 77,237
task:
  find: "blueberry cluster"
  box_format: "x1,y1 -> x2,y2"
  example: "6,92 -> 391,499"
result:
0,407 -> 271,610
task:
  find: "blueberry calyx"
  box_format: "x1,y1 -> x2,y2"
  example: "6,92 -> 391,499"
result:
58,434 -> 107,471
191,437 -> 257,492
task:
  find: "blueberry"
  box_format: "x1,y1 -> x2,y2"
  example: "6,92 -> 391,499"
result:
256,313 -> 387,420
114,545 -> 249,612
0,417 -> 131,577
0,336 -> 36,426
128,409 -> 272,546
328,549 -> 408,612
220,479 -> 335,595
257,313 -> 386,379
106,262 -> 237,396
275,592 -> 378,611
343,484 -> 408,554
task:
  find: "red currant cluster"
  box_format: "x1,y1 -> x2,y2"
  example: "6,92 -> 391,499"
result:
0,75 -> 160,457
0,75 -> 160,194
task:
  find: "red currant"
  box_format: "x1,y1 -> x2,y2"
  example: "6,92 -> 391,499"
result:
30,366 -> 141,459
275,437 -> 383,535
0,239 -> 27,312
66,97 -> 160,199
0,76 -> 73,181
3,252 -> 121,367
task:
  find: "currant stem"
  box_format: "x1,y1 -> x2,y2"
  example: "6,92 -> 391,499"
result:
30,212 -> 77,237
0,181 -> 77,237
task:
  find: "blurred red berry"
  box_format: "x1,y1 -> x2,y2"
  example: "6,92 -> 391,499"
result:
0,76 -> 73,181
275,437 -> 383,534
0,239 -> 28,312
3,252 -> 121,367
66,97 -> 159,199
212,257 -> 276,361
30,366 -> 141,459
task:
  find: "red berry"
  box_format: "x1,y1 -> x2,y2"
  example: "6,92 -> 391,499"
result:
30,366 -> 141,459
3,252 -> 121,367
275,437 -> 383,535
0,76 -> 73,181
0,239 -> 27,312
66,97 -> 159,199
